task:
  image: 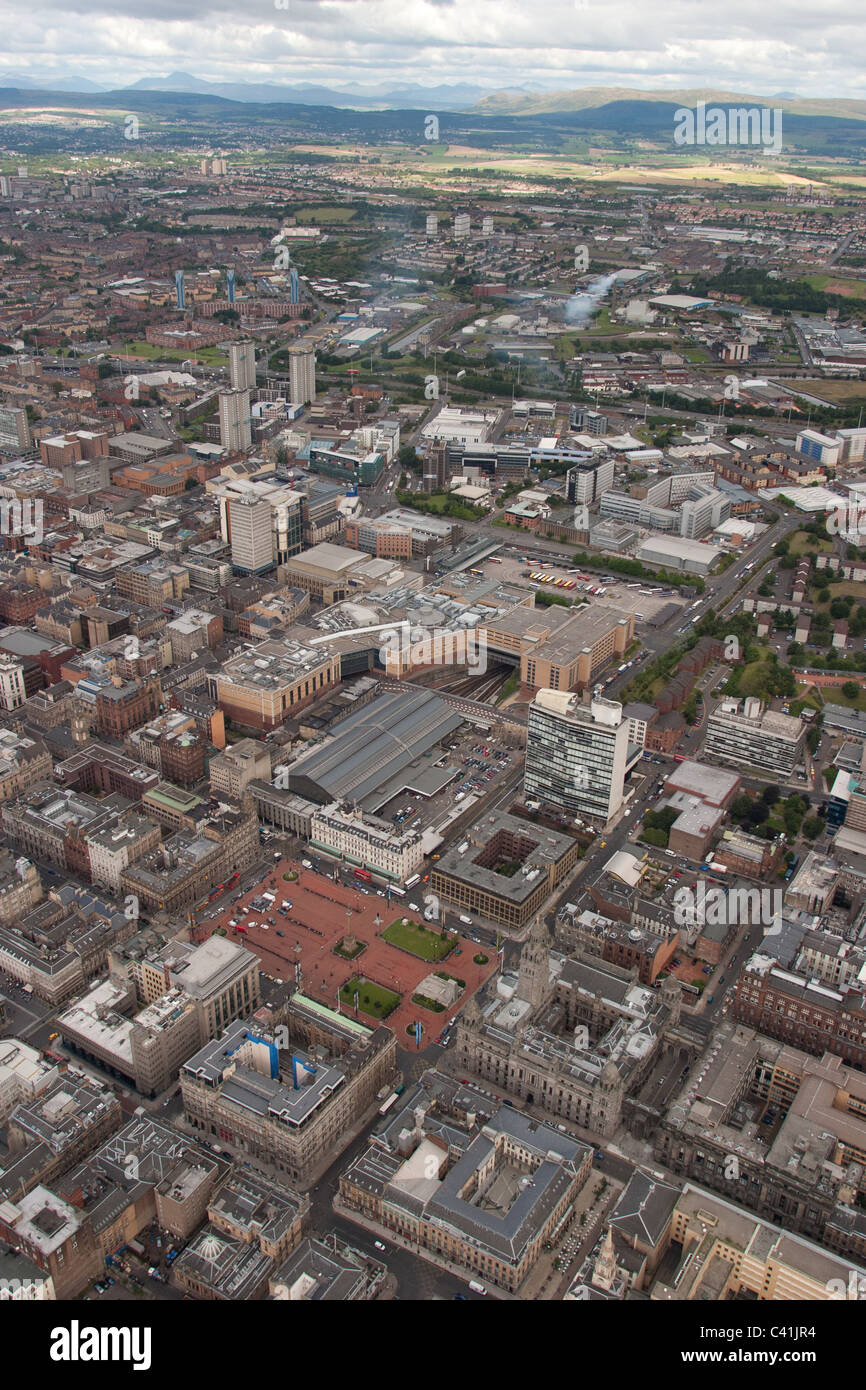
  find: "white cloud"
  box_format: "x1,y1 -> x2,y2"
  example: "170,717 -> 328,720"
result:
0,0 -> 859,98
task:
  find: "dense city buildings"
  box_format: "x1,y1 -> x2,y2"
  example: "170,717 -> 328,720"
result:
0,22 -> 865,1327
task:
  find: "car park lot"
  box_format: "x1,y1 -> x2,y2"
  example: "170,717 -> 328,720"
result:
462,551 -> 688,625
373,733 -> 523,832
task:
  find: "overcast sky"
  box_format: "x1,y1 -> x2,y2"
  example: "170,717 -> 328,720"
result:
0,0 -> 857,97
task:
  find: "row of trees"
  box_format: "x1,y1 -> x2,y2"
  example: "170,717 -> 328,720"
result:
729,787 -> 824,843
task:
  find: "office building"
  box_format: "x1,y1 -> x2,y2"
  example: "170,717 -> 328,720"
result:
0,1038 -> 58,1125
658,1184 -> 866,1301
215,478 -> 305,573
796,429 -> 841,468
173,1172 -> 307,1301
731,953 -> 866,1069
422,444 -> 447,493
175,270 -> 185,311
180,999 -> 397,1187
704,697 -> 805,777
218,388 -> 252,452
0,1070 -> 122,1204
270,1235 -> 387,1301
835,428 -> 866,465
0,852 -> 42,926
0,1187 -> 102,1299
481,606 -> 633,694
430,810 -> 579,930
94,675 -> 162,740
0,882 -> 129,1006
569,405 -> 608,435
344,507 -> 458,559
85,812 -> 162,895
121,804 -> 257,914
222,492 -> 278,574
307,436 -> 383,487
566,455 -> 615,504
656,1021 -> 866,1261
208,738 -> 272,798
0,656 -> 26,711
525,691 -> 634,826
211,638 -> 341,730
678,484 -> 731,539
58,937 -> 262,1097
0,783 -> 127,874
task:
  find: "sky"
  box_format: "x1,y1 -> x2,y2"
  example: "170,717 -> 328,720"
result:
0,0 -> 858,99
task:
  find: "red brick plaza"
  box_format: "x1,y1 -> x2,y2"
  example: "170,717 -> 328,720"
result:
205,858 -> 497,1040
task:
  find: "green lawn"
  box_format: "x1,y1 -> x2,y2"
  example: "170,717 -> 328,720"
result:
788,529 -> 834,557
810,680 -> 866,711
294,206 -> 357,223
813,580 -> 866,606
805,273 -> 866,300
123,340 -> 228,366
382,918 -> 453,962
339,976 -> 400,1019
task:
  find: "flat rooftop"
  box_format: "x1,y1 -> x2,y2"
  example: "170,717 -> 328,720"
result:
664,760 -> 740,805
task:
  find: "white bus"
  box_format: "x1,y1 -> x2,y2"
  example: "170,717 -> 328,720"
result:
404,873 -> 421,889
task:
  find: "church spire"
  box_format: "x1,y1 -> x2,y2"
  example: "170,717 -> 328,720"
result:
592,1227 -> 618,1291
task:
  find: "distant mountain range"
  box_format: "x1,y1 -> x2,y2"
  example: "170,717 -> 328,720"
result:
2,78 -> 866,160
0,72 -> 106,93
0,70 -> 496,109
472,85 -> 866,121
1,73 -> 864,121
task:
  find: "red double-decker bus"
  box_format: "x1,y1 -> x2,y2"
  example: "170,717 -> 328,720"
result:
353,868 -> 372,882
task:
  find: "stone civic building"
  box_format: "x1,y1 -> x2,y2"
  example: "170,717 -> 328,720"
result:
338,1069 -> 592,1293
453,919 -> 682,1137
